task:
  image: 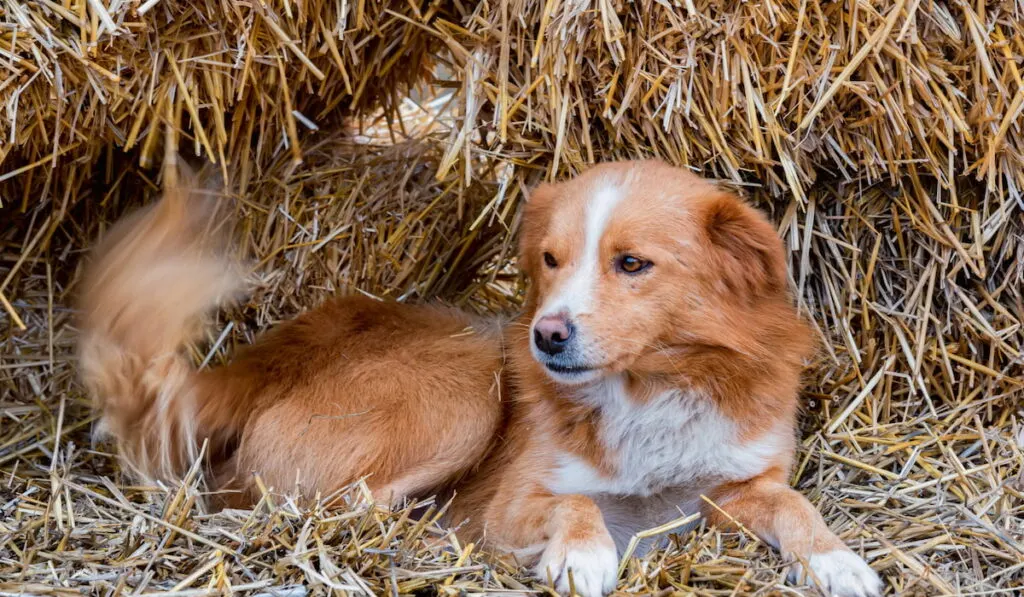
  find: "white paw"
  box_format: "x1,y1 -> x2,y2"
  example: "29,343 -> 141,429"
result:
534,536 -> 619,597
789,549 -> 883,597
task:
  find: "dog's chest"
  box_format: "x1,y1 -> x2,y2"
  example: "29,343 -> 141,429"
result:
546,380 -> 780,498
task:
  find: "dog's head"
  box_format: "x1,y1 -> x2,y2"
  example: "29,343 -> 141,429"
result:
519,160 -> 796,385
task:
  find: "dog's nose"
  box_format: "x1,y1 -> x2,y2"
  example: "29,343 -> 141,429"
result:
533,315 -> 574,356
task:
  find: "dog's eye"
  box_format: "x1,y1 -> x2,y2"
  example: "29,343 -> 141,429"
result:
617,255 -> 651,274
543,252 -> 558,268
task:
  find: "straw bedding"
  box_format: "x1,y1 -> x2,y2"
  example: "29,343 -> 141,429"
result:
2,0 -> 1023,595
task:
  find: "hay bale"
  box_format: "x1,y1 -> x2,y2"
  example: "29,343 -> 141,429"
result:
436,0 -> 1024,201
0,0 -> 446,207
1,1 -> 1023,595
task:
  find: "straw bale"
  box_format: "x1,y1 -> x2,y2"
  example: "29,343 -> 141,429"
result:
0,0 -> 446,207
434,0 -> 1024,202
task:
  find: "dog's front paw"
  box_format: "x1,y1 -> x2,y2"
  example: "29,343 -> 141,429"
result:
534,533 -> 618,597
789,549 -> 883,597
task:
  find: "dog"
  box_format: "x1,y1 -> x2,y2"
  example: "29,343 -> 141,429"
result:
78,160 -> 882,597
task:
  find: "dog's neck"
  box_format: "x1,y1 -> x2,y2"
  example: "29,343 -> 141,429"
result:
537,373 -> 792,498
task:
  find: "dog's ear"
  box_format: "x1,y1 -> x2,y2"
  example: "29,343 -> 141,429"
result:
517,182 -> 559,277
701,191 -> 787,298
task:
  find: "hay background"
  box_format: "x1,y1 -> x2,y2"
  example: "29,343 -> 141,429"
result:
2,0 -> 1024,595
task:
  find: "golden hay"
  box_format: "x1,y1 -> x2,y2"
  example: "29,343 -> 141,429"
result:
0,0 -> 443,202
2,0 -> 1024,595
434,0 -> 1024,201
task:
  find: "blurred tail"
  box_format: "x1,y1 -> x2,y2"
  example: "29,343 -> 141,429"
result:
77,170 -> 245,482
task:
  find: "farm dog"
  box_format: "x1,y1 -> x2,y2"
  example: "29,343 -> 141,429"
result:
79,160 -> 882,597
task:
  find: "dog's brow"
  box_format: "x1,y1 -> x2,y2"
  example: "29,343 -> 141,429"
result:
541,183 -> 624,317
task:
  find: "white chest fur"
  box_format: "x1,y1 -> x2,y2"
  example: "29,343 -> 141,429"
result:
546,377 -> 788,499
544,377 -> 790,551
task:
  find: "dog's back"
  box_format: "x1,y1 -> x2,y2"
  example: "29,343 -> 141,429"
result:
78,174 -> 505,505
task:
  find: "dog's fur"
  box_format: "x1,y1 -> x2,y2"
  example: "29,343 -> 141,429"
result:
79,161 -> 882,597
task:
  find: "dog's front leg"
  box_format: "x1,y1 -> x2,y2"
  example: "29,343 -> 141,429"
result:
706,473 -> 882,597
535,494 -> 619,597
489,488 -> 618,597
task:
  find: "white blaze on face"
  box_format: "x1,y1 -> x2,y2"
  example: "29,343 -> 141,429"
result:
537,183 -> 625,320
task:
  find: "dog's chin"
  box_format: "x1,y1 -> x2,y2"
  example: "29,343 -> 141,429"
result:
540,362 -> 603,385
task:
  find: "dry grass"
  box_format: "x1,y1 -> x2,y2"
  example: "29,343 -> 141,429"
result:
0,0 -> 445,212
3,0 -> 1024,595
434,0 -> 1024,200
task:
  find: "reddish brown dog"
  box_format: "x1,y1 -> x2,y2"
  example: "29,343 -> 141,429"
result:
79,161 -> 881,597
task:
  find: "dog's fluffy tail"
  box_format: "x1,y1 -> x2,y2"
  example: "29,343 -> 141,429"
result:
77,172 -> 245,482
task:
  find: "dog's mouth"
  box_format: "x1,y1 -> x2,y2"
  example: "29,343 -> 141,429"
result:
540,360 -> 603,385
544,362 -> 594,375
